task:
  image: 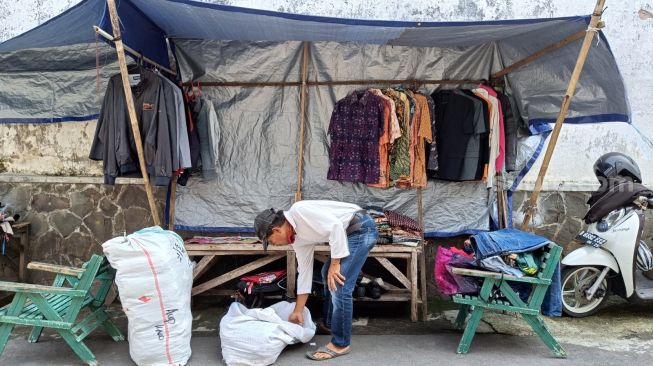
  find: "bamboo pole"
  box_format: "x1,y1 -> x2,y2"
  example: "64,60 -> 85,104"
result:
168,175 -> 177,230
491,29 -> 587,81
521,0 -> 606,231
180,78 -> 484,88
93,26 -> 177,75
106,0 -> 161,226
294,41 -> 310,202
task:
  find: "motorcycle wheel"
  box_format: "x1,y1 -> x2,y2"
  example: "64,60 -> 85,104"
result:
561,266 -> 610,317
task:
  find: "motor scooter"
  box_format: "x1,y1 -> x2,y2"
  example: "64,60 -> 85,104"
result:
561,195 -> 653,317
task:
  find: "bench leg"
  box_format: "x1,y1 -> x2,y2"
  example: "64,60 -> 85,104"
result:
58,330 -> 98,366
454,305 -> 470,330
28,326 -> 44,343
101,317 -> 125,342
457,307 -> 484,354
521,314 -> 567,358
0,323 -> 16,355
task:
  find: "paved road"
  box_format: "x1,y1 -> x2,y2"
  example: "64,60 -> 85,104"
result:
2,332 -> 651,366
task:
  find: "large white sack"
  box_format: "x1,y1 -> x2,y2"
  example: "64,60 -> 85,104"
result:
103,226 -> 194,366
220,301 -> 316,366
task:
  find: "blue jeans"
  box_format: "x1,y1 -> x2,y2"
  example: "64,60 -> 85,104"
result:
321,213 -> 377,347
472,228 -> 562,316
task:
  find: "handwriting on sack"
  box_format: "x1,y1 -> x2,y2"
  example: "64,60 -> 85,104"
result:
153,309 -> 179,340
171,239 -> 186,263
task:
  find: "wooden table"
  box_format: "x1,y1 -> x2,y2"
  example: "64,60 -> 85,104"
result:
185,242 -> 428,321
1,222 -> 30,282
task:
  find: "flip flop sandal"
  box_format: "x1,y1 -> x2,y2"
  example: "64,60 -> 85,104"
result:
306,346 -> 351,361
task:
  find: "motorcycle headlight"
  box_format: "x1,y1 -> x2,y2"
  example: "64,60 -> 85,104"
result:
598,208 -> 626,232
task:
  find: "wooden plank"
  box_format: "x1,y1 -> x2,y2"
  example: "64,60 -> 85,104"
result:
192,255 -> 218,280
27,262 -> 84,277
375,258 -> 411,289
368,253 -> 411,259
294,41 -> 310,202
191,254 -> 285,295
106,0 -> 161,226
451,267 -> 551,285
410,252 -> 418,322
491,29 -> 587,80
0,282 -> 86,296
286,251 -> 297,298
419,249 -> 428,321
521,0 -> 606,230
185,243 -> 421,253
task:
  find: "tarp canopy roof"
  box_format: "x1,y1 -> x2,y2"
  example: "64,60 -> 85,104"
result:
2,0 -> 591,61
0,0 -> 629,133
0,0 -> 633,235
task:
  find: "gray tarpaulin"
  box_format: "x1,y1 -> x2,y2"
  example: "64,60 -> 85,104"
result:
173,40 -> 499,235
0,0 -> 632,235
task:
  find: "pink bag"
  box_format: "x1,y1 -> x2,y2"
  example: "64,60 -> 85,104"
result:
434,246 -> 479,295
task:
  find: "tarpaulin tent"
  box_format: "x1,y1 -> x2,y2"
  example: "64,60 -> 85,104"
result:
0,0 -> 629,236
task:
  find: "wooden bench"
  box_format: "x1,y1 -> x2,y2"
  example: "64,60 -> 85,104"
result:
0,254 -> 124,366
186,242 -> 429,321
451,243 -> 566,358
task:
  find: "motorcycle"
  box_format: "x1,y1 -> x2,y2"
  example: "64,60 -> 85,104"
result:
561,187 -> 653,317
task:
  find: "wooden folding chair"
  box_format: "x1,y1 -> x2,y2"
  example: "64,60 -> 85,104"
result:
451,243 -> 566,358
0,254 -> 124,366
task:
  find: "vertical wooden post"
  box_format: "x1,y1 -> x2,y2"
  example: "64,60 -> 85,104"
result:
521,0 -> 606,231
106,0 -> 161,226
294,41 -> 310,202
416,188 -> 428,320
168,175 -> 177,230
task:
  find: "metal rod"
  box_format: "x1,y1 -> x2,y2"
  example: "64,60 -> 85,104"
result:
93,25 -> 177,76
521,0 -> 607,231
106,0 -> 161,226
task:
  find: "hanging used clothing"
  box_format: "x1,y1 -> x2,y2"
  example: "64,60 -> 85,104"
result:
497,91 -> 519,172
157,72 -> 192,172
424,94 -> 439,173
456,89 -> 488,181
430,90 -> 487,181
367,89 -> 396,188
192,97 -> 221,179
472,87 -> 500,188
408,92 -> 433,188
478,84 -> 505,173
385,89 -> 411,184
327,90 -> 385,184
90,68 -> 177,186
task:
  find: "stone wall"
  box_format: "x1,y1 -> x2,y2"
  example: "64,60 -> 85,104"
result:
0,182 -> 166,283
3,182 -> 653,298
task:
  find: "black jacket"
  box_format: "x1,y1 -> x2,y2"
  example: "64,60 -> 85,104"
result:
90,69 -> 176,186
584,176 -> 653,224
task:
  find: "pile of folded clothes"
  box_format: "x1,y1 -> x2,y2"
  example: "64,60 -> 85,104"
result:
366,208 -> 422,246
434,228 -> 562,316
368,209 -> 393,244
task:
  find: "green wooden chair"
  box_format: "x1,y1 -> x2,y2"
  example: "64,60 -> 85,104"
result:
451,243 -> 566,358
0,254 -> 124,366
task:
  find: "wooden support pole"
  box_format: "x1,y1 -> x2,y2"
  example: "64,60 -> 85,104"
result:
168,175 -> 177,230
106,0 -> 161,226
295,41 -> 310,202
491,29 -> 586,81
521,0 -> 606,231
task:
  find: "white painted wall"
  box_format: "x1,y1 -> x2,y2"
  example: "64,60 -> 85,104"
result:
1,0 -> 652,188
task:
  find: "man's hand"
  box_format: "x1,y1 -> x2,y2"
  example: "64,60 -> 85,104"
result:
327,260 -> 346,292
289,311 -> 304,325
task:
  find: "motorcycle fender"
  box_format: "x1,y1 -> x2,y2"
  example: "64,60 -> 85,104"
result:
562,246 -> 620,273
